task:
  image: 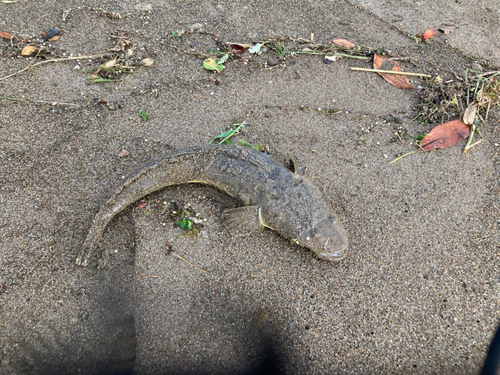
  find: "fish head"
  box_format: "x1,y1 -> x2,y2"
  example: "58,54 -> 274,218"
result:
296,212 -> 348,262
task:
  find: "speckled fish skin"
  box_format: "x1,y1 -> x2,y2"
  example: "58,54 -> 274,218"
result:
76,145 -> 348,266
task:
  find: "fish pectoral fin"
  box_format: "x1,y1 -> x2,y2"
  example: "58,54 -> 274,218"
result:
221,205 -> 263,235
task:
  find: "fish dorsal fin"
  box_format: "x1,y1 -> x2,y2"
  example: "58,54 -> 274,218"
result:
221,205 -> 263,235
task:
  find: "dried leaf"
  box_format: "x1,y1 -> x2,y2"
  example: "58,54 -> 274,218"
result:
103,58 -> 117,68
48,35 -> 59,42
203,57 -> 224,73
420,120 -> 470,151
373,54 -> 416,90
0,32 -> 12,40
141,58 -> 154,66
136,202 -> 147,209
21,45 -> 37,56
225,42 -> 251,54
332,39 -> 355,48
248,43 -> 263,54
118,149 -> 129,157
422,28 -> 435,40
462,104 -> 477,125
439,27 -> 454,35
324,55 -> 341,62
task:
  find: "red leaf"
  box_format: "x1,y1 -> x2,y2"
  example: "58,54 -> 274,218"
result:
332,39 -> 355,48
136,202 -> 147,209
224,42 -> 251,54
0,32 -> 12,40
373,54 -> 416,90
422,28 -> 435,40
420,120 -> 470,151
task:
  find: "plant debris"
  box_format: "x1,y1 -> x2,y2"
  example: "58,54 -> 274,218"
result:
118,149 -> 129,158
209,122 -> 246,144
42,28 -> 59,41
372,53 -> 416,90
420,119 -> 470,151
332,39 -> 355,48
0,32 -> 12,40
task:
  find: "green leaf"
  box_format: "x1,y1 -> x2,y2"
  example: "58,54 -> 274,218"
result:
203,58 -> 224,73
248,43 -> 263,54
208,122 -> 245,144
237,139 -> 253,148
217,54 -> 229,64
139,110 -> 150,121
174,218 -> 193,231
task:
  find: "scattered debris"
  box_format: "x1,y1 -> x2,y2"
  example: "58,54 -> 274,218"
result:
42,28 -> 59,41
140,57 -> 154,66
420,119 -> 470,151
332,39 -> 355,48
139,110 -> 150,121
439,27 -> 454,35
209,121 -> 246,144
324,55 -> 341,63
21,45 -> 37,56
0,282 -> 5,295
422,28 -> 435,40
203,57 -> 224,73
372,54 -> 417,90
462,104 -> 477,125
248,43 -> 264,54
174,217 -> 193,230
118,149 -> 129,158
225,42 -> 252,54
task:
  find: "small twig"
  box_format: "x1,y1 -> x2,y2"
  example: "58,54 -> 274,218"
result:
135,275 -> 160,281
171,252 -> 207,273
463,138 -> 483,153
0,95 -> 81,107
390,150 -> 417,164
349,67 -> 431,77
1,137 -> 30,142
0,53 -> 111,82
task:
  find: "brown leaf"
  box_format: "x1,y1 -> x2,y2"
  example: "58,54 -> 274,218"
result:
48,35 -> 59,42
332,38 -> 355,48
118,149 -> 129,157
439,27 -> 454,35
462,104 -> 477,125
140,58 -> 154,66
373,54 -> 416,90
420,120 -> 470,151
0,32 -> 12,39
103,58 -> 117,68
136,202 -> 147,209
21,45 -> 37,56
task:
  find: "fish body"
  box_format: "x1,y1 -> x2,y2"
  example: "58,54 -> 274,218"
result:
76,145 -> 348,266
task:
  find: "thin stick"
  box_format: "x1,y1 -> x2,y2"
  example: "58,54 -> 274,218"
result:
0,53 -> 111,82
463,138 -> 483,153
172,253 -> 207,273
349,67 -> 431,78
0,95 -> 80,107
135,275 -> 159,281
390,150 -> 417,164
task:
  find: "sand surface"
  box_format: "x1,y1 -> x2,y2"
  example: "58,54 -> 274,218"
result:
0,0 -> 499,373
